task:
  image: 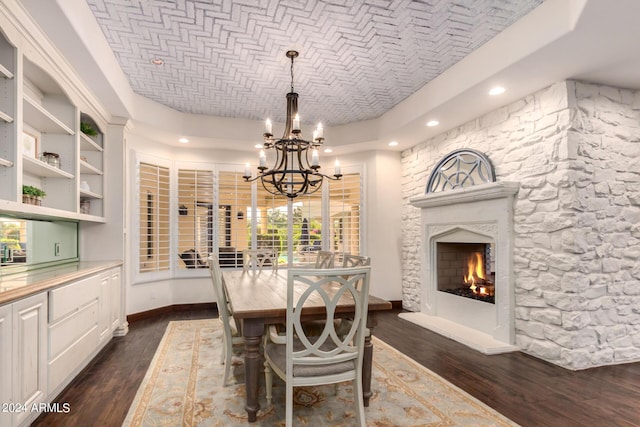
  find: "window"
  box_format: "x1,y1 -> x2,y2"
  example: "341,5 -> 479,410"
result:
217,170 -> 251,268
329,172 -> 361,255
177,168 -> 214,270
138,162 -> 170,274
254,182 -> 291,265
131,155 -> 363,282
292,191 -> 323,266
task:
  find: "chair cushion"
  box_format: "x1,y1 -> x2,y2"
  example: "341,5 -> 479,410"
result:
265,340 -> 356,377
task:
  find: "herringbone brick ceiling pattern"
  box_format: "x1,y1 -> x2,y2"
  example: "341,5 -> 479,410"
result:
86,0 -> 543,126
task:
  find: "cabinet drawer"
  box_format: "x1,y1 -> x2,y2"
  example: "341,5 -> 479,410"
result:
48,324 -> 99,394
49,274 -> 100,322
49,299 -> 98,360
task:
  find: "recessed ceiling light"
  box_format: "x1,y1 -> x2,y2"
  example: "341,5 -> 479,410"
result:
254,144 -> 263,149
324,148 -> 333,153
489,86 -> 506,96
426,120 -> 439,127
178,137 -> 189,143
388,141 -> 398,147
151,58 -> 164,65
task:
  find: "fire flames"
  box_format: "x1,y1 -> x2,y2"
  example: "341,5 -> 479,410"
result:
463,252 -> 494,296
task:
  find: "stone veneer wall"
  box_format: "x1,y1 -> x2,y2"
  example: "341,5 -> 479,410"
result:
401,80 -> 640,369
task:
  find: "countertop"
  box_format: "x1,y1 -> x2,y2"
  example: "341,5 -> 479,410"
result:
0,260 -> 123,305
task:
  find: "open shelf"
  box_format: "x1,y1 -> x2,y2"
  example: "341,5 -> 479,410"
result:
23,95 -> 74,134
79,189 -> 102,200
0,110 -> 13,123
0,199 -> 106,223
0,62 -> 13,79
80,132 -> 102,152
79,160 -> 102,175
22,155 -> 74,179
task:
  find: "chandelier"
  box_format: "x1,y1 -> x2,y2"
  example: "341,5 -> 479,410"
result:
243,50 -> 342,199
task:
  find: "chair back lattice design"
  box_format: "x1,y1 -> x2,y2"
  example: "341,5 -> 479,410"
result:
243,249 -> 279,272
286,266 -> 371,381
314,250 -> 335,268
342,254 -> 370,268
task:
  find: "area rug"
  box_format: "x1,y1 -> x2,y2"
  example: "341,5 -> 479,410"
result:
122,319 -> 519,426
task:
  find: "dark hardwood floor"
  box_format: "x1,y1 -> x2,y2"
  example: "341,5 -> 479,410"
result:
33,307 -> 640,427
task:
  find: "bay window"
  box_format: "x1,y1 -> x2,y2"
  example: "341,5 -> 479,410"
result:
134,154 -> 361,281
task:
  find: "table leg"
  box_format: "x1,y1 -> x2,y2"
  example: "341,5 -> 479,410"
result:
242,318 -> 264,423
362,333 -> 373,406
363,314 -> 380,406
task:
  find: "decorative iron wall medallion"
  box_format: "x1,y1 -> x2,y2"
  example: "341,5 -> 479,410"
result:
426,149 -> 495,194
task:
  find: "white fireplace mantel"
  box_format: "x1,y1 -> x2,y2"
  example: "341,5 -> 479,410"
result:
404,181 -> 520,354
409,181 -> 520,209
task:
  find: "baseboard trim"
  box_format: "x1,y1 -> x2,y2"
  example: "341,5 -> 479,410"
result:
127,303 -> 216,324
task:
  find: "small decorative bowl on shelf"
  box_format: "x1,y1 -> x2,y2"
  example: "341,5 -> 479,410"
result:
39,152 -> 61,168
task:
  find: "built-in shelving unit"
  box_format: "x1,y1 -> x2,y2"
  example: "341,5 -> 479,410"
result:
0,27 -> 107,223
0,31 -> 16,203
78,113 -> 104,218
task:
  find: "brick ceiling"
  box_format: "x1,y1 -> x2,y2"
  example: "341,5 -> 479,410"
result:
86,0 -> 544,127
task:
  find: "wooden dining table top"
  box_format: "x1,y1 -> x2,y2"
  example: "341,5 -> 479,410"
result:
222,268 -> 392,321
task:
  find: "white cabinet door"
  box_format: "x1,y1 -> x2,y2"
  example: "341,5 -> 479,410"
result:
98,273 -> 110,343
0,304 -> 12,427
12,293 -> 47,427
109,268 -> 121,331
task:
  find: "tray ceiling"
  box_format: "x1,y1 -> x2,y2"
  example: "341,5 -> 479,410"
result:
85,0 -> 544,127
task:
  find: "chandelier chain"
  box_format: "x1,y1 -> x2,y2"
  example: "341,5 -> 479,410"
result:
290,54 -> 294,93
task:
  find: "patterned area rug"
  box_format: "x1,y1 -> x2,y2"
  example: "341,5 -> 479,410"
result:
123,319 -> 519,426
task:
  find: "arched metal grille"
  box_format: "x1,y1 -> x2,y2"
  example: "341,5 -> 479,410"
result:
426,149 -> 495,194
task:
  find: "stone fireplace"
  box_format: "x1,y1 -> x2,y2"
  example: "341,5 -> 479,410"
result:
407,181 -> 519,354
401,80 -> 640,370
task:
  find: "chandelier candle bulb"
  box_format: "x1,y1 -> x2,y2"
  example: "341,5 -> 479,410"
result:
265,119 -> 272,136
259,150 -> 267,168
334,159 -> 341,176
311,149 -> 319,167
293,114 -> 300,132
313,129 -> 318,142
244,163 -> 251,178
316,123 -> 324,139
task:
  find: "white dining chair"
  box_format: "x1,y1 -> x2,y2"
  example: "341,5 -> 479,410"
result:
263,266 -> 371,427
342,254 -> 371,268
209,256 -> 243,386
314,250 -> 335,268
242,248 -> 279,272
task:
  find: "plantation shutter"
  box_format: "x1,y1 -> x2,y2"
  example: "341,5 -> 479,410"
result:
177,168 -> 214,269
217,171 -> 251,268
139,162 -> 170,273
328,172 -> 361,255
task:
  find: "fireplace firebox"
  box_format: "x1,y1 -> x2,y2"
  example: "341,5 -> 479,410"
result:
437,242 -> 495,304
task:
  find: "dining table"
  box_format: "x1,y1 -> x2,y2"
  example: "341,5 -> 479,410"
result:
222,268 -> 393,423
